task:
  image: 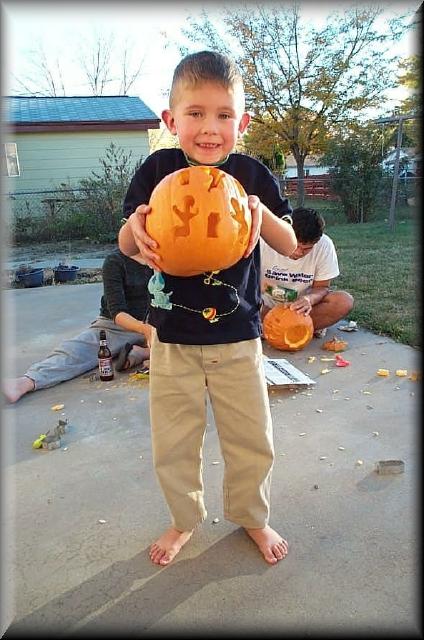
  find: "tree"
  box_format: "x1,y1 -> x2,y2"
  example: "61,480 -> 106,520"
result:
77,142 -> 143,233
398,55 -> 421,114
79,33 -> 147,96
50,142 -> 144,241
321,123 -> 386,223
243,118 -> 286,174
11,31 -> 146,97
12,42 -> 67,97
118,43 -> 146,96
78,34 -> 114,97
181,4 -> 412,204
396,55 -> 421,148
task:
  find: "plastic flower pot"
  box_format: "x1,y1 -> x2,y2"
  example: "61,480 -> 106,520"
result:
15,268 -> 44,288
53,265 -> 80,283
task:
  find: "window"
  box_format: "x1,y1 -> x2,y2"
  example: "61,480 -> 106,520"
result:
2,143 -> 20,177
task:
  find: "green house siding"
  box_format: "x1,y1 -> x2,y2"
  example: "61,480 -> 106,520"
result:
6,130 -> 150,193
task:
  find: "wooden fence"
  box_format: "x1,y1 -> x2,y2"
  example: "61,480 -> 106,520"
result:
283,176 -> 339,200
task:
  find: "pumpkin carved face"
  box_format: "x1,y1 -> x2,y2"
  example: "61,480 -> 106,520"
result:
263,304 -> 314,352
146,166 -> 251,276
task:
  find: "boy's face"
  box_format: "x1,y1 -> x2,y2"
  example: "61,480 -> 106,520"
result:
162,81 -> 250,165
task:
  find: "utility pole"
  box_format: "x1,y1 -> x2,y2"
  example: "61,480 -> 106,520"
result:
388,116 -> 404,231
374,113 -> 419,231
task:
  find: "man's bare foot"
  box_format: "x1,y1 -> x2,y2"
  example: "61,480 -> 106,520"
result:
3,377 -> 35,404
149,527 -> 193,566
124,346 -> 150,370
245,525 -> 288,565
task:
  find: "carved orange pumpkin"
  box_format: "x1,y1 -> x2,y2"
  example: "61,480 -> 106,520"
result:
263,304 -> 314,352
146,165 -> 251,276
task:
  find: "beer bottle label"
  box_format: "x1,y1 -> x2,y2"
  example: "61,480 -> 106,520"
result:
99,358 -> 113,377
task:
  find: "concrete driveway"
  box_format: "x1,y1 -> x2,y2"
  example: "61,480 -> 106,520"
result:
1,282 -> 421,636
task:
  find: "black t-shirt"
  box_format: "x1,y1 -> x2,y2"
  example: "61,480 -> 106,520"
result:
123,149 -> 292,345
99,250 -> 152,322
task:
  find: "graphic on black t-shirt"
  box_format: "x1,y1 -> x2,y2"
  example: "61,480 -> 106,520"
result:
148,271 -> 173,309
148,270 -> 240,323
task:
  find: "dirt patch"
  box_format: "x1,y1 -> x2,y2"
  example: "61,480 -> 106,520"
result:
4,241 -> 114,289
7,240 -> 116,265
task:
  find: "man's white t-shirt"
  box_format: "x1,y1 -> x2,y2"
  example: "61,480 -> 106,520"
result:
260,234 -> 339,308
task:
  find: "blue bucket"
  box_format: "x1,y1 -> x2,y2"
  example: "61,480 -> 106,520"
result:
54,265 -> 80,283
15,268 -> 44,288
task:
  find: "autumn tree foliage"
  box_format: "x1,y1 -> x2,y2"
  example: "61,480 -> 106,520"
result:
396,55 -> 421,148
321,122 -> 385,223
181,4 -> 412,204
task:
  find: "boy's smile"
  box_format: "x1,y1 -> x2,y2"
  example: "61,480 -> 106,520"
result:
162,81 -> 250,165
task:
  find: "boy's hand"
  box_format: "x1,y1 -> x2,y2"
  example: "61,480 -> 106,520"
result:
243,195 -> 262,258
128,204 -> 162,271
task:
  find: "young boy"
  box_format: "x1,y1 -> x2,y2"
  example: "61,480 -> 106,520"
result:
261,207 -> 354,336
119,51 -> 297,566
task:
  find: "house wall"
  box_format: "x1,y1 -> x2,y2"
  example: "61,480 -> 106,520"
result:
5,130 -> 151,193
285,165 -> 331,178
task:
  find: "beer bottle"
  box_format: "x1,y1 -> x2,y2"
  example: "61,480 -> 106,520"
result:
98,330 -> 114,381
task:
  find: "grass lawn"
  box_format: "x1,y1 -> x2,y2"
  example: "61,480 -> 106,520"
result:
304,200 -> 420,348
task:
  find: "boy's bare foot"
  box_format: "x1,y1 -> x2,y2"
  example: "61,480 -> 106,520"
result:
3,377 -> 35,404
149,527 -> 193,566
245,525 -> 288,565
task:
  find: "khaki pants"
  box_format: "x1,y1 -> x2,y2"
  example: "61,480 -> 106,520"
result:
149,330 -> 274,531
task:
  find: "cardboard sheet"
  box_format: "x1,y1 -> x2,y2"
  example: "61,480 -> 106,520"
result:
263,356 -> 316,388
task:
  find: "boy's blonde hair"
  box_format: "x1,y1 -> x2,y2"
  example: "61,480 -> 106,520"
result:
169,51 -> 245,108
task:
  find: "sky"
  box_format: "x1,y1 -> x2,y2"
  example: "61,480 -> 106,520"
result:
2,2 -> 197,115
2,1 -> 421,119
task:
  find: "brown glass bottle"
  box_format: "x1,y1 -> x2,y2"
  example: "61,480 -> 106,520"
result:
98,330 -> 114,381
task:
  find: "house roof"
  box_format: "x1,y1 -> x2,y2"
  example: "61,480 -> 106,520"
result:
4,95 -> 161,133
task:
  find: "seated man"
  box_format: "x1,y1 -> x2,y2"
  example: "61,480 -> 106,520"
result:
4,249 -> 152,403
260,206 -> 354,336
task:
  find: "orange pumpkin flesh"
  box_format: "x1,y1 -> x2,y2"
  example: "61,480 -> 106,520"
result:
146,165 -> 251,276
322,337 -> 348,352
263,305 -> 314,352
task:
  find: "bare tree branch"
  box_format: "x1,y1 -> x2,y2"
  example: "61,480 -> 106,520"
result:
11,30 -> 147,98
79,33 -> 114,96
11,41 -> 68,96
118,44 -> 146,95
